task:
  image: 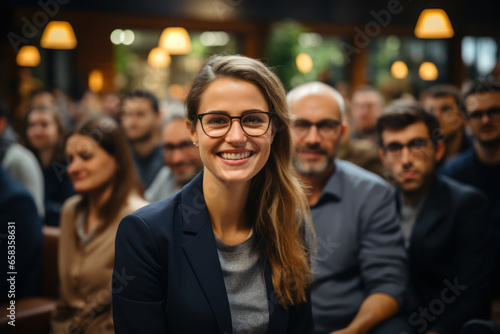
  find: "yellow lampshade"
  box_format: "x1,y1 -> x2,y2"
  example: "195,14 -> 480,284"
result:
16,46 -> 41,67
88,70 -> 104,92
41,21 -> 77,49
391,61 -> 408,79
414,9 -> 454,39
148,47 -> 171,68
419,62 -> 439,81
158,27 -> 191,55
296,53 -> 313,73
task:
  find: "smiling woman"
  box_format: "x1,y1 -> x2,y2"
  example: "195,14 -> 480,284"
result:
113,55 -> 315,334
51,115 -> 148,334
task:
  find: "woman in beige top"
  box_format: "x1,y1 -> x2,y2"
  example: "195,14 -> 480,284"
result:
51,115 -> 147,334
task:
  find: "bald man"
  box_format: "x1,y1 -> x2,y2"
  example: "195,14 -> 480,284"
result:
288,82 -> 408,334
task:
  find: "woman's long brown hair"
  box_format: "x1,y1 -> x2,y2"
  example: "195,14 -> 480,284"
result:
186,55 -> 314,308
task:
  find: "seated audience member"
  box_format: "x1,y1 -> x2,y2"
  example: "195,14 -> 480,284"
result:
30,88 -> 58,109
377,100 -> 493,334
441,78 -> 500,296
0,98 -> 44,217
338,105 -> 384,177
101,90 -> 121,122
24,105 -> 75,226
145,114 -> 203,202
121,89 -> 163,188
288,82 -> 408,334
112,54 -> 315,334
0,166 -> 43,303
29,88 -> 75,132
350,86 -> 384,142
51,115 -> 147,333
422,84 -> 471,163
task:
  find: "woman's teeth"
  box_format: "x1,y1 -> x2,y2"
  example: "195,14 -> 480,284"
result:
221,152 -> 251,160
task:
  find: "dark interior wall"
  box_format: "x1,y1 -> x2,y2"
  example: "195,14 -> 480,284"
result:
2,0 -> 499,101
3,0 -> 500,29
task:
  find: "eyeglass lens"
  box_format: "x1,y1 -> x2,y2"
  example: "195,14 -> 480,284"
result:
201,112 -> 271,137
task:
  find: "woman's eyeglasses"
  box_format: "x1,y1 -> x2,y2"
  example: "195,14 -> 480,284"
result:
195,111 -> 275,138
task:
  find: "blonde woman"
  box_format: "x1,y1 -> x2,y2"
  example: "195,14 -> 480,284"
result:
113,55 -> 314,333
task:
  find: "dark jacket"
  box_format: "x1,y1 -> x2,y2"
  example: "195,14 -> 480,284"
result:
401,175 -> 492,334
112,171 -> 314,333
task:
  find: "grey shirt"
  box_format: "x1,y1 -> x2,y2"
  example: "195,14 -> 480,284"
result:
145,166 -> 178,203
310,160 -> 407,333
215,230 -> 269,334
398,193 -> 426,248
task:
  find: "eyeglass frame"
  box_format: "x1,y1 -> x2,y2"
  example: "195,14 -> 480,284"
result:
466,107 -> 500,122
381,138 -> 434,159
163,140 -> 196,153
291,119 -> 342,138
195,111 -> 276,138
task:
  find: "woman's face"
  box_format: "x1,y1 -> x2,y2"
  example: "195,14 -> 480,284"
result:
65,134 -> 119,194
26,110 -> 59,150
190,77 -> 276,185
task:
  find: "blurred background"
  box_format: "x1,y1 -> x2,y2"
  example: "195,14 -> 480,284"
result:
1,0 -> 500,123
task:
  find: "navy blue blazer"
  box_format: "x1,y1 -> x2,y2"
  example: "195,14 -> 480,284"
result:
112,172 -> 314,333
401,175 -> 493,334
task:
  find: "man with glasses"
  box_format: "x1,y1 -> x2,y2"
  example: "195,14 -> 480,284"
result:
377,100 -> 492,334
422,84 -> 472,164
441,79 -> 500,298
146,114 -> 203,202
288,82 -> 408,334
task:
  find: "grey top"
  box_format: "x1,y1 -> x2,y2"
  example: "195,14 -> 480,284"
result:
398,193 -> 426,248
215,230 -> 269,334
2,143 -> 45,217
145,166 -> 178,203
310,160 -> 407,333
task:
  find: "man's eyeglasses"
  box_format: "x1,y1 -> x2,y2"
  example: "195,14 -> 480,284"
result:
382,138 -> 432,158
466,107 -> 500,122
195,111 -> 274,138
163,140 -> 195,152
292,119 -> 341,138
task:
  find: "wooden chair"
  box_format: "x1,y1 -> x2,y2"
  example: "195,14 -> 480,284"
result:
0,226 -> 60,334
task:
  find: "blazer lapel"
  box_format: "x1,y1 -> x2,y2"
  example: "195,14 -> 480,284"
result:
180,172 -> 233,334
264,261 -> 288,334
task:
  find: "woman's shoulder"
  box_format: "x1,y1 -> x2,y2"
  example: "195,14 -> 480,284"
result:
58,194 -> 83,229
60,194 -> 82,215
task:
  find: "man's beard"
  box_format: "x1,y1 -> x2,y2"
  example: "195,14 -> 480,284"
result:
293,154 -> 334,177
173,162 -> 203,187
129,129 -> 153,143
478,134 -> 500,148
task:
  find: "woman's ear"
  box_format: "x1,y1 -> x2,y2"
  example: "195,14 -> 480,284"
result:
186,120 -> 198,146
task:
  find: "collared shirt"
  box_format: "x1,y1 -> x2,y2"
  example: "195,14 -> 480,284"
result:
310,159 -> 407,334
145,165 -> 178,203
